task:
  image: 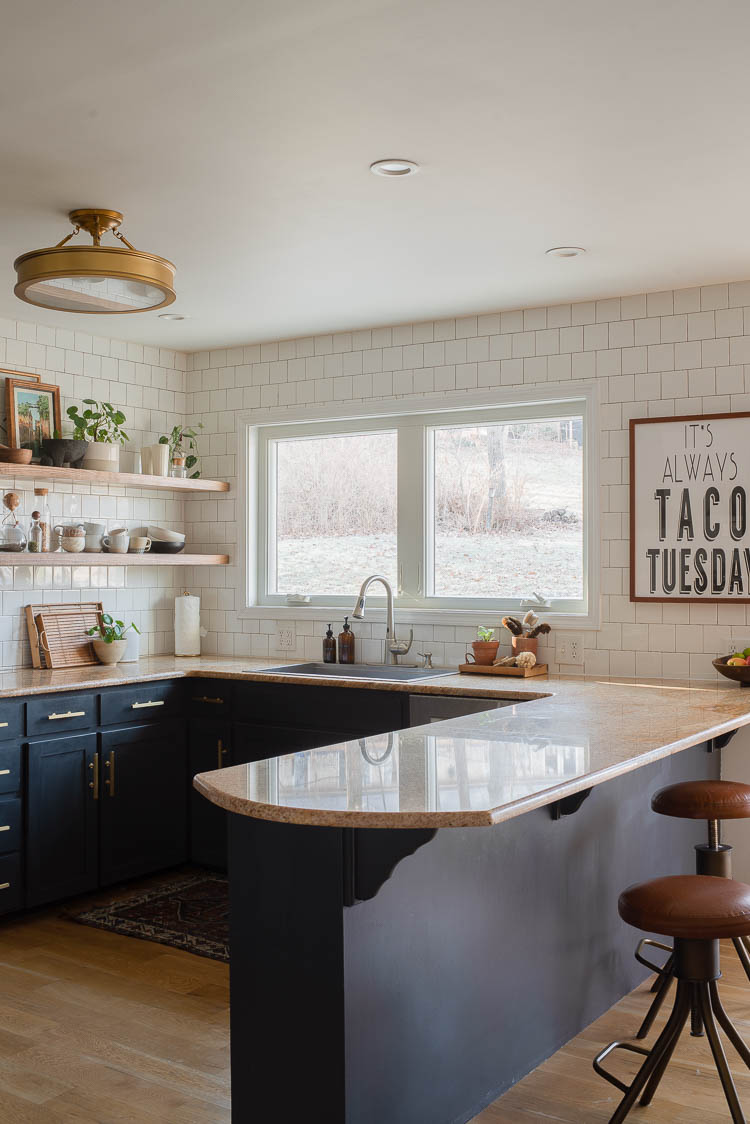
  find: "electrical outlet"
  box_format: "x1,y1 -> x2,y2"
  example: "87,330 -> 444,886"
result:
275,627 -> 296,651
555,632 -> 584,666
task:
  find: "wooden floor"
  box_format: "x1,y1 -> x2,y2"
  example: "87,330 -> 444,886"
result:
1,896 -> 749,1123
474,941 -> 750,1123
0,880 -> 230,1123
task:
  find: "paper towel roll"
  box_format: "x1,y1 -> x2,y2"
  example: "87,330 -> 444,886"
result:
175,592 -> 201,656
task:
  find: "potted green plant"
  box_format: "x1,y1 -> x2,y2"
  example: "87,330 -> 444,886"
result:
87,614 -> 140,665
470,626 -> 500,665
159,423 -> 203,478
67,400 -> 129,472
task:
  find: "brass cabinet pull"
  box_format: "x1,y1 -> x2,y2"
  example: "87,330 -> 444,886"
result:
0,770 -> 10,777
0,826 -> 10,833
89,753 -> 99,800
105,751 -> 115,797
0,883 -> 9,891
131,700 -> 165,709
48,710 -> 85,721
194,696 -> 224,705
0,723 -> 8,729
217,738 -> 229,769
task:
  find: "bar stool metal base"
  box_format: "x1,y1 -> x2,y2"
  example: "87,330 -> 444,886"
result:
634,837 -> 750,1040
595,938 -> 750,1124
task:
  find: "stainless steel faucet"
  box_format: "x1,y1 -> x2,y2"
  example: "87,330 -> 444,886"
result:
352,574 -> 413,665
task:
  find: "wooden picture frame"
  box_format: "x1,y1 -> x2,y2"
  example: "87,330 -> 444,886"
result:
5,377 -> 62,460
0,368 -> 40,383
630,411 -> 750,603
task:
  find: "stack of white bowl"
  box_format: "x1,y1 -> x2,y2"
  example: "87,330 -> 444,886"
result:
147,526 -> 186,554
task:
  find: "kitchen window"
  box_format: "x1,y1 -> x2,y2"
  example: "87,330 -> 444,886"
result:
245,391 -> 596,619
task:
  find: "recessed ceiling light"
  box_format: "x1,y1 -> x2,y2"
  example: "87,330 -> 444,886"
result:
158,313 -> 187,320
370,159 -> 419,177
545,246 -> 586,258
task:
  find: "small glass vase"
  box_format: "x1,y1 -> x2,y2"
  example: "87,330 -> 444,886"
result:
171,456 -> 187,479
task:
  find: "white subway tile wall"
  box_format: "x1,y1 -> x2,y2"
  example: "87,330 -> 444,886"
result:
184,280 -> 750,679
0,319 -> 188,666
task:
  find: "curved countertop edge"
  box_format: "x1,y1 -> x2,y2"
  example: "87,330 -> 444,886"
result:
193,712 -> 750,829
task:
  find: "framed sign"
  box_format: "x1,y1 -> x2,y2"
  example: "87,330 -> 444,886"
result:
5,376 -> 61,461
630,412 -> 750,602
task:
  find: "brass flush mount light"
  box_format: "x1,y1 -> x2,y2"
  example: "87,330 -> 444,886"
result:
13,209 -> 176,314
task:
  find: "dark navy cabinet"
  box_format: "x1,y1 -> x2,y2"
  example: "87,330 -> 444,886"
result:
0,674 -> 408,911
99,721 -> 188,884
26,732 -> 98,907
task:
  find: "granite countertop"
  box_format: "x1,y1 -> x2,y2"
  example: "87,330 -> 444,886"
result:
190,660 -> 750,829
4,655 -> 749,829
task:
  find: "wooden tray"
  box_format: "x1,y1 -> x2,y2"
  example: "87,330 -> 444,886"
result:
458,662 -> 548,678
25,601 -> 103,668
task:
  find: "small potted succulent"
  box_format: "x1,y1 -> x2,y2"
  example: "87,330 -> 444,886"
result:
67,400 -> 129,472
470,626 -> 500,665
501,611 -> 551,658
87,614 -> 140,666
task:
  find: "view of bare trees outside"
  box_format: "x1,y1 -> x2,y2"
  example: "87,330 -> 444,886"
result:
433,418 -> 583,598
272,417 -> 583,601
275,432 -> 398,594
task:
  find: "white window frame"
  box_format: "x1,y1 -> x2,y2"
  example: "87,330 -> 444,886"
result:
238,383 -> 600,629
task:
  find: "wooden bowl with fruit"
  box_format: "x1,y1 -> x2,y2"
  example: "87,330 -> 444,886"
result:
713,650 -> 750,686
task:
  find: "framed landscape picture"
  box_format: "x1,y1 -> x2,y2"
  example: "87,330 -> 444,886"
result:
5,376 -> 61,460
630,411 -> 750,602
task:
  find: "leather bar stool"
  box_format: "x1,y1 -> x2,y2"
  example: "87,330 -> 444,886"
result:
593,874 -> 750,1124
635,779 -> 750,1040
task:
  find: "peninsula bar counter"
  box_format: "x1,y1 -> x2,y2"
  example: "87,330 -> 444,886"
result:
194,670 -> 750,1124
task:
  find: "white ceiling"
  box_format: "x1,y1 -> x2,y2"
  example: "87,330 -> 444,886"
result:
2,0 -> 750,350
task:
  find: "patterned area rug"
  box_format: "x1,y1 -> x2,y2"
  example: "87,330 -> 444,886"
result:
68,869 -> 229,962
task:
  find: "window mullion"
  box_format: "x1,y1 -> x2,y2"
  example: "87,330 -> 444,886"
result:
396,423 -> 424,603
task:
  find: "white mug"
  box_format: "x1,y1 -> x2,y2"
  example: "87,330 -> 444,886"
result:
85,534 -> 104,552
103,529 -> 130,554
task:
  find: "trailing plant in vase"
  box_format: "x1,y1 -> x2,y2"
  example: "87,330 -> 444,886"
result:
159,423 -> 203,478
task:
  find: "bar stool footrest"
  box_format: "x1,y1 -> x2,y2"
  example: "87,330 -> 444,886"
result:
593,1040 -> 651,1095
635,937 -> 673,976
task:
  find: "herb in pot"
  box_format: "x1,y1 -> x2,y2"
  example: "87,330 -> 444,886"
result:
67,401 -> 129,444
86,614 -> 140,643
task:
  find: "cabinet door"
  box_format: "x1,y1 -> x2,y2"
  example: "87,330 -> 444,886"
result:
26,733 -> 98,907
189,720 -> 231,869
99,722 -> 187,886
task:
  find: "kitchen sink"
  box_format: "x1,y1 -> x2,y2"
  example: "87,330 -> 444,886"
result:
251,662 -> 455,682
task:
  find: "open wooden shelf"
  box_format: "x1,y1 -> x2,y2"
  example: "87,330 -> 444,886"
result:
0,461 -> 229,493
0,553 -> 229,566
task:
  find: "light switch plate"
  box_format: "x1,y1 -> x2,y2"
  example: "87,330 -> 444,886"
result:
275,627 -> 296,651
555,632 -> 584,665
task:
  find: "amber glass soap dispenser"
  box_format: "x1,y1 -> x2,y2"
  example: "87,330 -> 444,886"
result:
339,617 -> 355,664
323,624 -> 337,664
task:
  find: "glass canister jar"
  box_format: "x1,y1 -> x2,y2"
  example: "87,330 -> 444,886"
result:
33,487 -> 52,551
0,492 -> 27,552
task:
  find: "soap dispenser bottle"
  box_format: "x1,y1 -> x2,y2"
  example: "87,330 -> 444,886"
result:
323,624 -> 337,664
338,617 -> 355,664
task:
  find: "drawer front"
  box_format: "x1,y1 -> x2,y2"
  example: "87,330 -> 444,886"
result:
0,852 -> 22,915
0,700 -> 24,742
189,681 -> 234,717
0,744 -> 21,795
100,681 -> 183,726
27,692 -> 97,737
0,798 -> 21,855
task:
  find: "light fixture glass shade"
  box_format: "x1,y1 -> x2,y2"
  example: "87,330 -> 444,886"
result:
13,210 -> 176,314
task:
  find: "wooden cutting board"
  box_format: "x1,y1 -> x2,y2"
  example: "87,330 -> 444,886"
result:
26,601 -> 103,668
458,662 -> 548,678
